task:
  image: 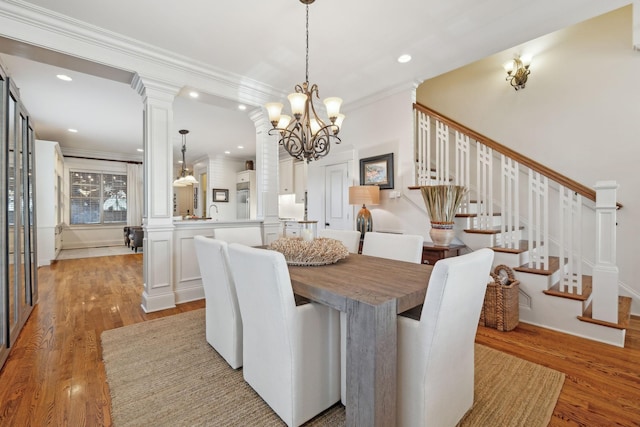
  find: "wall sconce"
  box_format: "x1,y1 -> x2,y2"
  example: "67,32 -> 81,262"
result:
503,55 -> 532,91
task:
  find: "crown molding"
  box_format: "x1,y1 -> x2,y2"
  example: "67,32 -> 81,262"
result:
61,146 -> 143,163
345,80 -> 422,113
0,0 -> 281,106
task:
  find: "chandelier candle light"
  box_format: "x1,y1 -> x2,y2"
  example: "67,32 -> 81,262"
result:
265,0 -> 345,163
420,185 -> 468,246
173,129 -> 199,187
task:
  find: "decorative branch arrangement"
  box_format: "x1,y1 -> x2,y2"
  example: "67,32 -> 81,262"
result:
420,185 -> 468,223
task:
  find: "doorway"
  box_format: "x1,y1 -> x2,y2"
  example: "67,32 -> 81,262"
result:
323,162 -> 351,230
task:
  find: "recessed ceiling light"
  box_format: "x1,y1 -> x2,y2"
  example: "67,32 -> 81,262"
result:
57,74 -> 72,81
237,145 -> 244,149
68,128 -> 78,133
397,54 -> 412,64
189,91 -> 199,98
238,104 -> 247,111
137,148 -> 144,152
224,151 -> 231,155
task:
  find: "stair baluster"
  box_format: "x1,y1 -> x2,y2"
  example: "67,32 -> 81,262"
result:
412,104 -> 626,346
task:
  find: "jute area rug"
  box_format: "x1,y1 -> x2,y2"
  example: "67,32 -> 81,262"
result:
101,309 -> 564,427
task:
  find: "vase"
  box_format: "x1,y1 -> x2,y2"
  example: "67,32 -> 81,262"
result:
429,221 -> 455,246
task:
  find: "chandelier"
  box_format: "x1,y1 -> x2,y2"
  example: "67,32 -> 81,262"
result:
265,0 -> 344,163
173,129 -> 199,187
503,55 -> 532,91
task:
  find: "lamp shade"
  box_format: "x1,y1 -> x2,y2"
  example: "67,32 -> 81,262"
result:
349,185 -> 380,205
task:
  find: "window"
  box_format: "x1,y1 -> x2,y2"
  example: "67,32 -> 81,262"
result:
70,171 -> 127,225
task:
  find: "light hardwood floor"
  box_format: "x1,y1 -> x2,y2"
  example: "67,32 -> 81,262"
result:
0,254 -> 638,426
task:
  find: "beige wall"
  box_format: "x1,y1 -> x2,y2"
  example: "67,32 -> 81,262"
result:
417,6 -> 640,312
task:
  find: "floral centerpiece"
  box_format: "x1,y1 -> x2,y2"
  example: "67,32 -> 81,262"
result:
420,185 -> 468,246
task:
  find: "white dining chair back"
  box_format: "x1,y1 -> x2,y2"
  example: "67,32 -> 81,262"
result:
227,243 -> 340,427
214,226 -> 263,246
397,248 -> 494,427
318,229 -> 361,253
193,236 -> 243,369
361,231 -> 424,264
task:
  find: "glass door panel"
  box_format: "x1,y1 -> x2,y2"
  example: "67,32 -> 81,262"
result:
1,73 -> 37,370
26,121 -> 37,305
8,91 -> 17,335
0,70 -> 7,358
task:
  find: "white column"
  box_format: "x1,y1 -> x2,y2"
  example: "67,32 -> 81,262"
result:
132,74 -> 180,313
592,180 -> 619,323
251,109 -> 280,244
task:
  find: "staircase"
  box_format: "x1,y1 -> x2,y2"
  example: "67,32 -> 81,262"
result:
413,103 -> 631,347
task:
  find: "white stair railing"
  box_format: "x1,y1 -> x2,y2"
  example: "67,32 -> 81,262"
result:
454,132 -> 471,213
476,142 -> 494,230
413,103 -> 621,326
500,155 -> 520,249
559,186 -> 583,294
527,170 -> 550,270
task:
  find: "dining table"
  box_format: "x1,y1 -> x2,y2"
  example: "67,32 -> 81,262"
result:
288,253 -> 433,427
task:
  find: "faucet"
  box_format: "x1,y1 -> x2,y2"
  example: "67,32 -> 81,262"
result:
209,204 -> 219,219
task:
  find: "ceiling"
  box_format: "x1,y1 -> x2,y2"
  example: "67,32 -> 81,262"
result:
0,0 -> 629,166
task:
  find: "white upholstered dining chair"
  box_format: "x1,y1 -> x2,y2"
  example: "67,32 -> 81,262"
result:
193,236 -> 243,369
397,248 -> 494,427
213,226 -> 263,246
227,243 -> 340,427
317,229 -> 361,253
361,231 -> 424,264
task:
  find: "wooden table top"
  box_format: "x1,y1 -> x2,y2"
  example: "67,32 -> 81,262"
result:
288,253 -> 433,314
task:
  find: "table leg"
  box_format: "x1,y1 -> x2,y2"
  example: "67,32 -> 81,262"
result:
345,298 -> 397,427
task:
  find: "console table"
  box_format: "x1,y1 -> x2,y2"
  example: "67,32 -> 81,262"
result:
421,242 -> 465,265
358,239 -> 465,265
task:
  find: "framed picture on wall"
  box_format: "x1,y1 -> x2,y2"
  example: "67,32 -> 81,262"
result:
212,188 -> 229,202
359,153 -> 394,189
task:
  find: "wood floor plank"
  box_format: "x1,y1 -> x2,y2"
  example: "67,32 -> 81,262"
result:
0,253 -> 638,426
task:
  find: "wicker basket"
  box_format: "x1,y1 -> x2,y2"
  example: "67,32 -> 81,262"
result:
479,265 -> 520,332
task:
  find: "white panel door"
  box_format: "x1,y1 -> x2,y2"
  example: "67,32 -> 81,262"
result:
324,162 -> 351,230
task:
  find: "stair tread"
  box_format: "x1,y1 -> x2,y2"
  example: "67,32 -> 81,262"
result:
577,296 -> 632,330
464,225 -> 524,235
492,240 -> 534,254
543,276 -> 592,301
514,256 -> 562,276
456,212 -> 501,218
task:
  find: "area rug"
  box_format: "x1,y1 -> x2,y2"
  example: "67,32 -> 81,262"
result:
101,309 -> 564,427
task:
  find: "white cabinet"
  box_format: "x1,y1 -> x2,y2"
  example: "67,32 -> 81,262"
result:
283,220 -> 301,237
280,158 -> 307,197
35,140 -> 65,266
279,158 -> 294,194
294,161 -> 307,203
237,170 -> 254,184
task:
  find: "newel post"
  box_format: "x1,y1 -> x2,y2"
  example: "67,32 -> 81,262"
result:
591,180 -> 619,323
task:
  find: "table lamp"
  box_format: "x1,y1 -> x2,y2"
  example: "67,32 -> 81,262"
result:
349,185 -> 380,238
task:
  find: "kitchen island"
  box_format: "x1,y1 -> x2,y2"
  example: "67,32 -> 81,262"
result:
172,219 -> 269,303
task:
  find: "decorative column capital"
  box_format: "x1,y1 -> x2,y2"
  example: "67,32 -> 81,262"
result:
132,73 -> 181,103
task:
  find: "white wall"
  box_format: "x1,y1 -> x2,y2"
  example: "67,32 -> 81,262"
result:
307,88 -> 433,240
417,6 -> 640,312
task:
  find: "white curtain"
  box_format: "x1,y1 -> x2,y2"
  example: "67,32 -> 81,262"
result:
126,163 -> 143,226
